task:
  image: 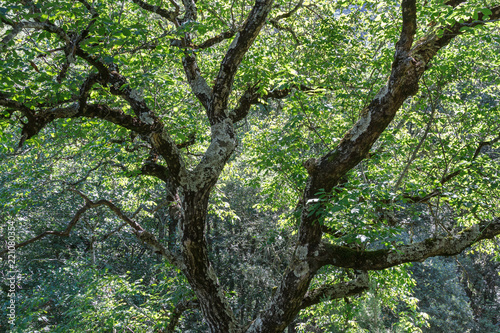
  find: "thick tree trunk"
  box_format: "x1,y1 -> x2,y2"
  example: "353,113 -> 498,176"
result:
180,190 -> 239,332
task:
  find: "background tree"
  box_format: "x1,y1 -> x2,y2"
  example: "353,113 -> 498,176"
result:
1,0 -> 500,332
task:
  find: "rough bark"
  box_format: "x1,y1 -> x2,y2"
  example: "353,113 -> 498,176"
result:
2,1 -> 500,333
315,219 -> 500,271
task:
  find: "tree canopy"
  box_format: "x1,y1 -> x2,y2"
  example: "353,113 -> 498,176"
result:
1,0 -> 500,332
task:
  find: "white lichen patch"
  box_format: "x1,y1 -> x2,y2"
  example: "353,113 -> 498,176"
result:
374,84 -> 388,103
350,111 -> 371,142
192,75 -> 212,97
296,245 -> 308,260
207,267 -> 220,285
150,130 -> 188,181
293,262 -> 309,278
187,119 -> 237,191
55,103 -> 79,117
177,219 -> 186,241
252,317 -> 264,330
140,112 -> 154,125
386,251 -> 398,264
228,32 -> 240,51
130,89 -> 144,102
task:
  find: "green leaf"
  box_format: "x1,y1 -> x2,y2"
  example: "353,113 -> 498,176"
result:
479,8 -> 492,16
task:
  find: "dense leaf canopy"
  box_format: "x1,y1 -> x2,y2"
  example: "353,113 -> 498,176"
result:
1,0 -> 499,332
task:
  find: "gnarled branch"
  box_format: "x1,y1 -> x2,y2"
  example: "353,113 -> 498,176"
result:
1,188 -> 183,265
316,218 -> 500,271
0,203 -> 91,256
231,84 -> 314,123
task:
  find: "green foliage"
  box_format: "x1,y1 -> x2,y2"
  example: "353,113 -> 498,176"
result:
299,265 -> 428,332
8,260 -> 191,332
1,0 -> 499,331
411,257 -> 474,333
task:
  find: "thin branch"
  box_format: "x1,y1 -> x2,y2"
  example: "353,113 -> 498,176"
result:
272,0 -> 304,21
0,203 -> 91,255
74,189 -> 179,263
176,132 -> 196,149
0,21 -> 70,51
77,0 -> 98,16
300,271 -> 369,309
267,0 -> 304,45
101,222 -> 128,242
473,135 -> 500,159
320,225 -> 345,238
230,84 -> 315,123
131,0 -> 179,24
170,30 -> 239,50
117,30 -> 171,54
68,188 -> 145,231
57,0 -> 99,83
101,201 -> 168,242
268,19 -> 300,45
296,94 -> 332,150
445,0 -> 467,8
393,81 -> 437,192
196,30 -> 237,49
0,188 -> 183,268
411,5 -> 500,63
396,133 -> 500,204
67,160 -> 106,186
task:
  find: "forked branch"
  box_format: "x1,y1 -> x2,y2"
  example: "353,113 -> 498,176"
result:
132,0 -> 179,24
211,0 -> 274,123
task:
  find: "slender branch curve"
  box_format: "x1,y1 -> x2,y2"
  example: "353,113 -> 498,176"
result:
230,84 -> 315,123
165,299 -> 200,333
131,0 -> 179,24
1,189 -> 182,267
